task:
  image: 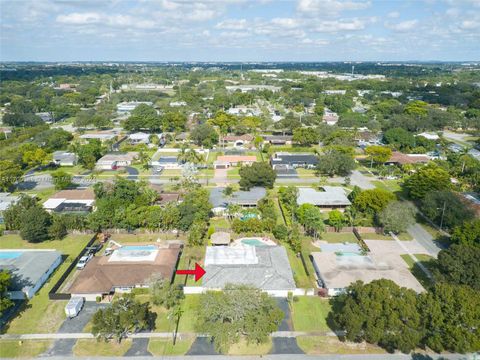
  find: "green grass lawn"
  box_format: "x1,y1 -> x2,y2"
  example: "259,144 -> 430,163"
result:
297,336 -> 387,355
285,245 -> 316,288
291,297 -> 332,332
401,253 -> 435,289
159,169 -> 182,177
0,340 -> 52,358
209,217 -> 231,230
173,246 -> 206,287
227,168 -> 240,179
0,234 -> 92,334
177,295 -> 201,332
228,338 -> 272,355
20,188 -> 57,202
73,339 -> 132,356
148,336 -> 195,356
197,168 -> 214,178
320,232 -> 358,243
296,168 -> 318,178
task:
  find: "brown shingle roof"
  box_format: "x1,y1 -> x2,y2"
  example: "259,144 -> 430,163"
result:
69,246 -> 181,294
216,155 -> 257,163
50,188 -> 95,201
387,152 -> 430,165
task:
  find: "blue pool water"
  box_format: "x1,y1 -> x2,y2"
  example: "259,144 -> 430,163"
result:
119,245 -> 157,251
241,239 -> 268,247
0,251 -> 23,259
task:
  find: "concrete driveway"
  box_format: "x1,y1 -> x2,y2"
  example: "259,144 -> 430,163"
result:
364,239 -> 431,256
350,170 -> 375,190
213,168 -> 228,185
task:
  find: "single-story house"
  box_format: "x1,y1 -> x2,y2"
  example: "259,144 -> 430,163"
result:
323,109 -> 339,126
214,155 -> 257,169
0,193 -> 20,223
202,245 -> 295,297
297,187 -> 351,212
0,250 -> 62,299
385,152 -> 430,165
271,152 -> 319,170
151,156 -> 182,170
262,135 -> 293,145
156,192 -> 182,206
43,188 -> 95,214
35,112 -> 54,123
311,252 -> 424,296
52,151 -> 78,166
210,232 -> 231,246
95,152 -> 138,170
210,187 -> 266,215
223,134 -> 254,148
68,244 -> 181,301
79,132 -> 117,142
128,132 -> 151,145
116,101 -> 153,115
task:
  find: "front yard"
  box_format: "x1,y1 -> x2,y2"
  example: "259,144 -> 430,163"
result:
291,296 -> 332,332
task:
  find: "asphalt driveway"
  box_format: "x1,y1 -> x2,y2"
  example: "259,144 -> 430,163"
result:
124,338 -> 152,357
186,336 -> 219,356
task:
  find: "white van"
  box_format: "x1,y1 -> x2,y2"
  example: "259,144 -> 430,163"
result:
65,297 -> 85,318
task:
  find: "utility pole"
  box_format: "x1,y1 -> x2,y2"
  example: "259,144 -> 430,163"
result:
439,201 -> 446,230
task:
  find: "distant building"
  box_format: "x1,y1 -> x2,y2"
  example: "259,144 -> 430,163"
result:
0,193 -> 20,223
209,186 -> 266,215
323,90 -> 346,95
297,187 -> 351,212
223,134 -> 254,148
169,101 -> 187,107
151,156 -> 182,170
0,250 -> 62,299
35,112 -> 54,123
116,101 -> 153,115
262,135 -> 293,145
128,132 -> 158,145
270,152 -> 318,170
385,152 -> 430,165
52,151 -> 77,166
225,85 -> 281,93
80,131 -> 118,142
96,152 -> 138,170
323,108 -> 339,126
214,155 -> 257,169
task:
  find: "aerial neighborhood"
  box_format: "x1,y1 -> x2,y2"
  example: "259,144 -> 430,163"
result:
0,60 -> 479,358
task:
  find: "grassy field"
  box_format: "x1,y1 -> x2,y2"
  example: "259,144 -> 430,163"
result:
292,297 -> 332,332
134,294 -> 172,332
0,340 -> 52,358
320,232 -> 358,243
173,246 -> 206,287
148,336 -> 195,356
228,338 -> 272,355
177,295 -> 201,332
297,336 -> 387,355
73,339 -> 132,356
371,179 -> 401,193
285,242 -> 316,288
21,188 -> 57,202
0,234 -> 92,334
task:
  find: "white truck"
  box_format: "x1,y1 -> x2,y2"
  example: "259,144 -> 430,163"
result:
65,297 -> 85,318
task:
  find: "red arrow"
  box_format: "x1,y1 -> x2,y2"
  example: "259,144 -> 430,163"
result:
176,263 -> 206,282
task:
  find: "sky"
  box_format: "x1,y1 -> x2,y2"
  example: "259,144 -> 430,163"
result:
1,0 -> 479,62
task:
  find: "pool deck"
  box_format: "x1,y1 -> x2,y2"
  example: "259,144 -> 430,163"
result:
232,237 -> 277,247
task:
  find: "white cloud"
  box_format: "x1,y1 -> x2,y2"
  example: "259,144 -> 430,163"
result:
271,18 -> 300,28
460,20 -> 479,29
56,12 -> 101,25
314,19 -> 367,32
387,11 -> 400,18
385,19 -> 419,32
215,19 -> 248,30
297,0 -> 371,15
56,12 -> 156,29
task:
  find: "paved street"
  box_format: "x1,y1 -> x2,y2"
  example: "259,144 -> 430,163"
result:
407,224 -> 444,257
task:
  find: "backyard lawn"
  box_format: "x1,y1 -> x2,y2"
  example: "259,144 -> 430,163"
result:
291,297 -> 332,332
209,217 -> 231,230
148,336 -> 195,356
0,234 -> 92,334
320,232 -> 358,243
73,339 -> 132,356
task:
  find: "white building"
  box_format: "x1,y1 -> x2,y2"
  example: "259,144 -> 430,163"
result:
116,101 -> 153,115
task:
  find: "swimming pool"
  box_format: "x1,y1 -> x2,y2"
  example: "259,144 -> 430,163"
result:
241,239 -> 269,247
336,251 -> 362,257
119,245 -> 157,251
0,251 -> 23,259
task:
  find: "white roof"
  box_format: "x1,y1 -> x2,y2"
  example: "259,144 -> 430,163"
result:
205,246 -> 258,266
297,187 -> 351,206
43,198 -> 66,210
128,132 -> 150,140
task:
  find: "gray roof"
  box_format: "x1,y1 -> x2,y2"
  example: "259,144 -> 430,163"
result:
203,246 -> 295,291
271,152 -> 319,166
0,250 -> 62,292
53,151 -> 77,162
209,187 -> 266,208
0,193 -> 20,212
297,186 -> 351,207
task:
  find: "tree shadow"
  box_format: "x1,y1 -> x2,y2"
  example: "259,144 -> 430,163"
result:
0,300 -> 32,334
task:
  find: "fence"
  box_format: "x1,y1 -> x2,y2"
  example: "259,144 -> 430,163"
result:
48,233 -> 98,300
324,226 -> 383,233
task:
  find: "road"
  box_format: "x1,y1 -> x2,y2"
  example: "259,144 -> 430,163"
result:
407,224 -> 445,257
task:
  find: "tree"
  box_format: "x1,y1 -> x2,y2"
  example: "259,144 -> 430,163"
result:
19,206 -> 52,242
0,271 -> 14,317
196,285 -> 283,353
149,277 -> 184,309
22,147 -> 49,168
292,127 -> 320,146
332,279 -> 422,353
188,220 -> 207,246
316,150 -> 355,176
51,170 -> 72,190
353,188 -> 396,215
328,210 -> 345,232
239,162 -> 276,190
433,244 -> 480,291
296,203 -> 324,237
161,112 -> 187,132
379,201 -> 416,233
404,164 -> 451,199
451,220 -> 480,247
124,104 -> 161,131
48,216 -> 68,239
177,188 -> 211,231
383,127 -> 415,151
0,161 -> 23,191
92,294 -> 154,343
421,191 -> 474,230
190,123 -> 218,148
419,283 -> 480,353
273,224 -> 289,241
365,146 -> 392,166
75,139 -> 105,170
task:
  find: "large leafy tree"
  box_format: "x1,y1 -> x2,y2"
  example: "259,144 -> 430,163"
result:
296,203 -> 324,237
421,191 -> 474,230
379,201 -> 416,233
149,277 -> 184,309
0,271 -> 14,317
124,104 -> 161,131
92,294 -> 154,343
51,170 -> 72,190
19,206 -> 52,242
451,219 -> 480,247
190,123 -> 218,148
432,244 -> 480,291
404,164 -> 451,200
177,188 -> 211,231
0,160 -> 23,191
239,162 -> 276,190
292,127 -> 320,146
383,127 -> 415,151
353,188 -> 396,215
365,145 -> 392,166
332,279 -> 422,353
316,149 -> 355,176
196,285 -> 283,353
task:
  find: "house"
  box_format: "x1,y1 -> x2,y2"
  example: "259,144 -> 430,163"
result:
210,232 -> 231,246
202,245 -> 295,297
52,151 -> 78,166
323,108 -> 339,126
151,156 -> 182,170
270,152 -> 318,170
214,155 -> 257,169
385,152 -> 430,165
223,134 -> 254,148
68,244 -> 181,301
416,132 -> 440,140
43,188 -> 95,214
0,193 -> 20,224
209,187 -> 266,215
35,112 -> 54,123
128,132 -> 151,144
311,252 -> 424,296
226,106 -> 261,116
0,250 -> 62,299
225,85 -> 281,93
95,152 -> 138,170
297,187 -> 351,211
169,101 -> 187,107
80,132 -> 117,143
116,101 -> 153,115
262,135 -> 293,145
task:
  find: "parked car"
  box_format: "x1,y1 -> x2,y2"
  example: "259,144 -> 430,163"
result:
76,254 -> 93,270
65,297 -> 85,318
85,243 -> 102,255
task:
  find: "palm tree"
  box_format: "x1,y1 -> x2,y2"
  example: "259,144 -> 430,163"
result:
138,151 -> 151,171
